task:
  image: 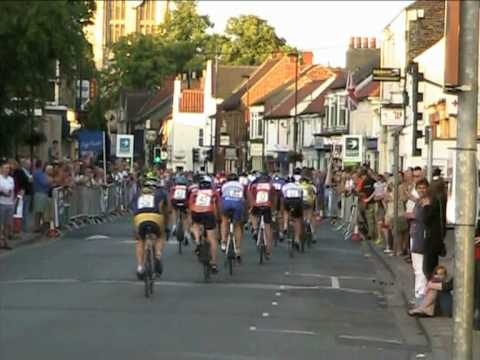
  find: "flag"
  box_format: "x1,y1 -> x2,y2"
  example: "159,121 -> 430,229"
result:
346,71 -> 358,111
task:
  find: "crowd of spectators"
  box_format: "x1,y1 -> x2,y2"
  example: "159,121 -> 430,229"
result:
320,162 -> 452,318
0,155 -> 139,249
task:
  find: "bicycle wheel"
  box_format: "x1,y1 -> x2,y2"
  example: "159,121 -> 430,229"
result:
227,235 -> 234,276
258,229 -> 265,264
144,246 -> 154,298
177,217 -> 184,254
306,223 -> 312,248
300,223 -> 306,253
203,261 -> 210,282
288,226 -> 294,258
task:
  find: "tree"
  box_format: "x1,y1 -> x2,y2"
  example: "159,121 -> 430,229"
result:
158,0 -> 217,73
222,15 -> 294,65
0,0 -> 95,156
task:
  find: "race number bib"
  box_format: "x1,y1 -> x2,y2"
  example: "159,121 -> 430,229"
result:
286,189 -> 301,198
256,191 -> 269,204
195,192 -> 211,207
226,188 -> 243,199
173,188 -> 186,200
137,194 -> 155,209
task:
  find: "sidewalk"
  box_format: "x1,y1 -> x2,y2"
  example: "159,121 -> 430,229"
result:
365,229 -> 480,359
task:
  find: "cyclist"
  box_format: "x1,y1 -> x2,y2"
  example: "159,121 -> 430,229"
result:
299,175 -> 317,244
272,174 -> 286,241
293,168 -> 302,184
132,178 -> 167,280
239,172 -> 249,187
188,176 -> 219,273
219,173 -> 246,262
248,172 -> 275,259
281,176 -> 303,249
169,175 -> 190,244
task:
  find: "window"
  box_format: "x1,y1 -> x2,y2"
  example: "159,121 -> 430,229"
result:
198,128 -> 204,147
339,108 -> 346,127
325,106 -> 329,129
332,103 -> 337,128
257,115 -> 263,137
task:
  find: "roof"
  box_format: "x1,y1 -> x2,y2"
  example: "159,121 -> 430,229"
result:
355,81 -> 380,100
301,94 -> 325,115
220,58 -> 280,111
215,65 -> 257,100
123,90 -> 151,121
179,89 -> 204,113
327,70 -> 347,90
264,80 -> 326,118
135,78 -> 175,122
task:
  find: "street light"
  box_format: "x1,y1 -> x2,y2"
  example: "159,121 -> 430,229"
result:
289,51 -> 299,169
242,74 -> 251,172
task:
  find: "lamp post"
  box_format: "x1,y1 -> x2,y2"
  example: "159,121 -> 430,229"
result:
242,74 -> 251,172
289,51 -> 299,170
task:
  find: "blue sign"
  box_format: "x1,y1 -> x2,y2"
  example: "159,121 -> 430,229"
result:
78,129 -> 103,159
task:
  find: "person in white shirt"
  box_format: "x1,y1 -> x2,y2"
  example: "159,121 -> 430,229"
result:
0,161 -> 15,249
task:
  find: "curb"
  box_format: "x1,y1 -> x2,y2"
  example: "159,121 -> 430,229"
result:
0,210 -> 132,256
364,239 -> 433,354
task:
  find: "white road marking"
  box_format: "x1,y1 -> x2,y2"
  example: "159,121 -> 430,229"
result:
119,240 -> 182,246
284,272 -> 375,281
275,292 -> 281,297
262,312 -> 269,317
0,279 -> 375,294
331,276 -> 340,289
85,235 -> 111,240
271,301 -> 278,306
249,326 -> 257,331
249,327 -> 316,336
338,335 -> 403,345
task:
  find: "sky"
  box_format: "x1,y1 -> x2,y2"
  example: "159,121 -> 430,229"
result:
197,0 -> 413,66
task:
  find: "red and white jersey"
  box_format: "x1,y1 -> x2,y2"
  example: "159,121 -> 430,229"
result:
249,181 -> 274,208
169,184 -> 188,202
188,188 -> 217,213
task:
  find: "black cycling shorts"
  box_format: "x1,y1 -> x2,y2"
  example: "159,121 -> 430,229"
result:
138,221 -> 161,240
171,199 -> 188,210
251,206 -> 273,224
284,198 -> 303,219
191,211 -> 216,230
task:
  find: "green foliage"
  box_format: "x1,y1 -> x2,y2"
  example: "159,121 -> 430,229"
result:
222,15 -> 294,65
0,1 -> 95,155
82,95 -> 107,130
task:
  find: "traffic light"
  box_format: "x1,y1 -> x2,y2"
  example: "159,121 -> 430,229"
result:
153,146 -> 161,164
410,62 -> 424,157
192,148 -> 199,163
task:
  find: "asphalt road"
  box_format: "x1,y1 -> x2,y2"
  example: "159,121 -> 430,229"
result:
0,217 -> 429,360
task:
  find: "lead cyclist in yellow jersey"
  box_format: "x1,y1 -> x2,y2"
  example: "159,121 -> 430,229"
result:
299,176 -> 317,243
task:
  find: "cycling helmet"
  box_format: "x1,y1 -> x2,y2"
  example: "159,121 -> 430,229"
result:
258,171 -> 270,182
142,179 -> 158,193
227,173 -> 239,182
199,175 -> 213,189
175,175 -> 188,186
286,176 -> 295,183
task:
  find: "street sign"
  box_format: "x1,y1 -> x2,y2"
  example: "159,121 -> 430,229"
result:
220,135 -> 230,146
116,134 -> 134,158
342,135 -> 363,163
381,108 -> 404,126
372,68 -> 401,82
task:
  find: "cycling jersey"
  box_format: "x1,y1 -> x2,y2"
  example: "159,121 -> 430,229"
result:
272,177 -> 285,191
239,176 -> 248,187
299,182 -> 316,206
132,191 -> 165,215
189,188 -> 217,213
221,181 -> 245,202
250,181 -> 273,208
281,183 -> 303,200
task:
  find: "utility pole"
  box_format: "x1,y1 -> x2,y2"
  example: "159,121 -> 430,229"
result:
293,52 -> 299,157
426,126 -> 433,182
242,74 -> 251,173
453,1 -> 479,359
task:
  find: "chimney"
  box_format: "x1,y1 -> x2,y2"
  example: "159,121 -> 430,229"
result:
369,37 -> 377,49
302,51 -> 313,65
362,37 -> 369,48
349,36 -> 355,49
355,36 -> 362,49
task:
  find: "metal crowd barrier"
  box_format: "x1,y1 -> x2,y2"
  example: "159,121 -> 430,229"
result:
52,181 -> 137,230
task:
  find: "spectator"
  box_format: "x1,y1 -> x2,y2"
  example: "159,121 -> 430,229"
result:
410,178 -> 430,304
12,158 -> 33,232
358,168 -> 376,241
408,265 -> 452,317
384,175 -> 409,256
0,160 -> 15,249
372,174 -> 387,248
33,160 -> 50,232
48,140 -> 60,163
